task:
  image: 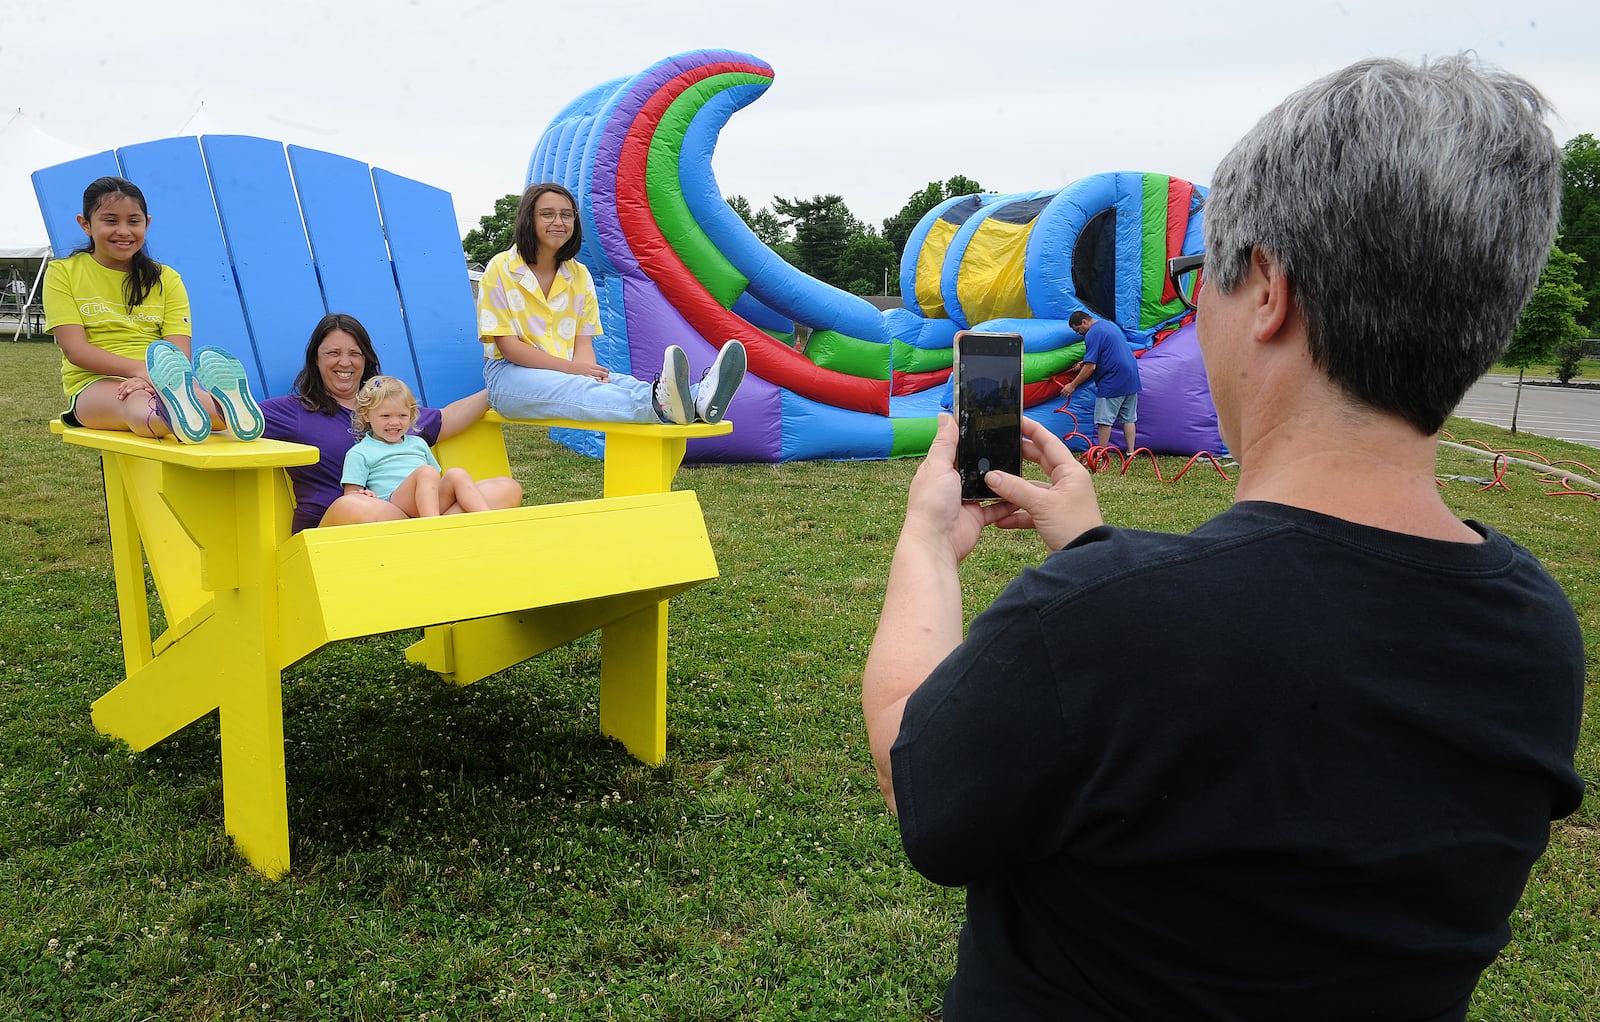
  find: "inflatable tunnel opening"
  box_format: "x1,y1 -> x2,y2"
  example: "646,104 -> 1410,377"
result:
1073,207 -> 1118,321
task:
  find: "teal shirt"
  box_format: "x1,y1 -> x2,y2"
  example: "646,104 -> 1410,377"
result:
340,434 -> 439,500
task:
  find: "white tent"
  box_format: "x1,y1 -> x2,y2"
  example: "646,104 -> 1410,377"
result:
0,110 -> 97,257
0,108 -> 234,338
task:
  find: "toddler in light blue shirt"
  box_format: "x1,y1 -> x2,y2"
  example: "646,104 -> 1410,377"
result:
341,376 -> 489,518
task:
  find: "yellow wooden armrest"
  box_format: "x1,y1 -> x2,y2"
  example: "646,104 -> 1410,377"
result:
484,413 -> 732,497
52,420 -> 319,470
483,411 -> 733,439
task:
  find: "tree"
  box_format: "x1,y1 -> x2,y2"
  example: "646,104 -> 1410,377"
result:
881,174 -> 986,266
837,228 -> 896,296
1559,134 -> 1600,334
1505,246 -> 1587,430
462,192 -> 520,265
726,194 -> 790,250
771,194 -> 862,288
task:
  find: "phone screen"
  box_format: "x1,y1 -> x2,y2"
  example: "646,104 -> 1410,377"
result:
954,331 -> 1023,500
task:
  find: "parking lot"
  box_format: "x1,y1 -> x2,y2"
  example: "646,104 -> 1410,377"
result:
1451,374 -> 1600,449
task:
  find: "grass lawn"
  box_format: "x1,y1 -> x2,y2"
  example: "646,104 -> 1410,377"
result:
1,338 -> 1594,1020
1488,360 -> 1595,384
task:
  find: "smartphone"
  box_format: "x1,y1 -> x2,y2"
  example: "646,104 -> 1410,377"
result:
953,330 -> 1023,500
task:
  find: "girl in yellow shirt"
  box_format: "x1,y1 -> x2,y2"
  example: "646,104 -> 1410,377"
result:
43,176 -> 263,443
476,182 -> 746,426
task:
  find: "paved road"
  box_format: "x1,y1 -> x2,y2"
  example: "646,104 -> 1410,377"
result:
1451,375 -> 1600,449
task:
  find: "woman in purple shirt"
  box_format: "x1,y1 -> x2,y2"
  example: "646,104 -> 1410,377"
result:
262,313 -> 522,531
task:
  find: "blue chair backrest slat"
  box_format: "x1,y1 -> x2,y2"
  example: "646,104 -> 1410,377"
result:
31,150 -> 122,258
33,135 -> 484,410
114,138 -> 264,398
287,145 -> 420,396
200,136 -> 328,398
372,169 -> 481,407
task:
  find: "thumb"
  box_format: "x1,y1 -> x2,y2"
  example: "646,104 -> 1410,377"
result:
926,413 -> 958,459
982,468 -> 1039,508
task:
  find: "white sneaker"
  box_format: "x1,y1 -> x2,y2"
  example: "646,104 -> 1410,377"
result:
652,345 -> 692,425
693,340 -> 746,424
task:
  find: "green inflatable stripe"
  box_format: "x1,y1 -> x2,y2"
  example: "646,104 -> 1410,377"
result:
1138,175 -> 1170,329
886,341 -> 1085,460
807,330 -> 890,379
1024,341 -> 1084,382
890,340 -> 1083,382
645,73 -> 770,309
891,416 -> 939,458
892,340 -> 952,374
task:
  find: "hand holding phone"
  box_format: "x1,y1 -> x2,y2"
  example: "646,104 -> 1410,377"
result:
953,331 -> 1024,500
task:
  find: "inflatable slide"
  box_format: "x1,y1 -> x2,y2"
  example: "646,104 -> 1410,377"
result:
525,48 -> 1223,462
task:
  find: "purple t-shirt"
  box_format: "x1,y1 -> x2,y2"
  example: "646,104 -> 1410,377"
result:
261,395 -> 443,533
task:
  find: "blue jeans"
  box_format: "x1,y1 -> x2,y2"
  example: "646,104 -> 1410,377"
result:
484,357 -> 659,423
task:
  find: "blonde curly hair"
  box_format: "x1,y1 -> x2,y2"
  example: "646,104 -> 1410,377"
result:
350,375 -> 417,437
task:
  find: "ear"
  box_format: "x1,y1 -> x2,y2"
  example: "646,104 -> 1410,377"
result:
75,214 -> 91,236
1249,247 -> 1294,343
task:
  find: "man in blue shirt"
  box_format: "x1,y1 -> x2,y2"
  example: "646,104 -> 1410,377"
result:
1060,311 -> 1141,454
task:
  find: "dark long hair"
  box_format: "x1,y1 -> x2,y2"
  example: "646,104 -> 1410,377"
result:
76,176 -> 164,309
295,312 -> 382,414
512,183 -> 582,266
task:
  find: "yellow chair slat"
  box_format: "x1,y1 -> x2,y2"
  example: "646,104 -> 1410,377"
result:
274,492 -> 715,659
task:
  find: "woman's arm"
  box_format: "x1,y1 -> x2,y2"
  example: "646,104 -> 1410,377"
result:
437,389 -> 490,441
569,334 -> 609,381
863,415 -> 1004,812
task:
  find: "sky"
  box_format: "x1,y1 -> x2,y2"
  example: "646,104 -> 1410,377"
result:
4,0 -> 1599,243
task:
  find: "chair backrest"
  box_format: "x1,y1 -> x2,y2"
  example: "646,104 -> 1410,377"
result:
32,136 -> 482,409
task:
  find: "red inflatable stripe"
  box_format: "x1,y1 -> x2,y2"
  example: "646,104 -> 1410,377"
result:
1159,177 -> 1194,306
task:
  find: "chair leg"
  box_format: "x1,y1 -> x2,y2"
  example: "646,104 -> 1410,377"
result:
597,600 -> 669,766
100,457 -> 155,672
90,600 -> 292,878
218,679 -> 291,879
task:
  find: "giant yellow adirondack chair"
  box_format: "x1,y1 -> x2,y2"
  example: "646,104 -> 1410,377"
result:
33,136 -> 731,877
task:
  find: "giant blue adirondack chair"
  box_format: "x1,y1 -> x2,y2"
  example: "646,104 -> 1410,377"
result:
33,136 -> 732,877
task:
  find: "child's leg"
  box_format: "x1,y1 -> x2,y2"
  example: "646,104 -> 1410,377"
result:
484,359 -> 660,423
70,379 -> 171,437
388,466 -> 442,518
439,467 -> 491,514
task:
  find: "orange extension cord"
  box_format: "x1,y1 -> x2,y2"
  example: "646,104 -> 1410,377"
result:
1055,408 -> 1233,483
1439,429 -> 1599,500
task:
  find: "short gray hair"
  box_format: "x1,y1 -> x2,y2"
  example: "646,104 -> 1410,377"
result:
1204,55 -> 1562,434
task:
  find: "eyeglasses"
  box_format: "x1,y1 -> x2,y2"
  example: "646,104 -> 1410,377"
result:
537,209 -> 576,223
1167,253 -> 1205,312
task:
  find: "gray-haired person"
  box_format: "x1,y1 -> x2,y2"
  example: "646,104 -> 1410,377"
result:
863,56 -> 1584,1020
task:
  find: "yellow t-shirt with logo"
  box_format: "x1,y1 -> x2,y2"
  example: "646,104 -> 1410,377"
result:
475,250 -> 601,361
42,251 -> 192,401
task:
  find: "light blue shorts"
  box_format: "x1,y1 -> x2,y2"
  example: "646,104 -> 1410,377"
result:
1094,392 -> 1138,427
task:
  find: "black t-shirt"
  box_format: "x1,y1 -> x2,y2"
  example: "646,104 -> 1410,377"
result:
892,502 -> 1585,1021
